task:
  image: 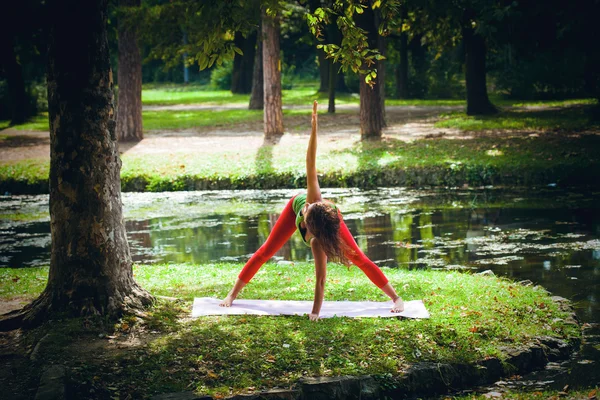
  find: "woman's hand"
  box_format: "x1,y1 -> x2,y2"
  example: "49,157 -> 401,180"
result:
308,312 -> 320,321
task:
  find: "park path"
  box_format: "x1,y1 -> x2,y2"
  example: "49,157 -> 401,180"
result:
0,104 -> 463,162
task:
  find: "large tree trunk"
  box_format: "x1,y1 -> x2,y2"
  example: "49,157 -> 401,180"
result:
0,32 -> 30,125
116,0 -> 143,142
356,1 -> 385,140
395,7 -> 409,99
462,20 -> 497,115
262,8 -> 284,141
232,30 -> 257,94
249,26 -> 264,110
1,0 -> 152,331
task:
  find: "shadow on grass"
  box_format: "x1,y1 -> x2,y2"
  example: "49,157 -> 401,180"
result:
0,135 -> 49,148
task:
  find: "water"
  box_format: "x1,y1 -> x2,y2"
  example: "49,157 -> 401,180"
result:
1,188 -> 599,390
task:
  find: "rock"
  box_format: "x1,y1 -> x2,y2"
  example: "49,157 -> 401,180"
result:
299,376 -> 365,400
500,345 -> 546,374
517,279 -> 533,286
150,392 -> 211,400
35,365 -> 66,400
228,389 -> 299,400
483,391 -> 503,398
477,270 -> 495,276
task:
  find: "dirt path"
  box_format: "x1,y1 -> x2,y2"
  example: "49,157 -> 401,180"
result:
0,105 -> 463,162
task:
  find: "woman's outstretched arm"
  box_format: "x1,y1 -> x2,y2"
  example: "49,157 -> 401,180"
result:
306,100 -> 322,203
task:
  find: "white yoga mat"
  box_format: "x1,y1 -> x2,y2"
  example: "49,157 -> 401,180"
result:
192,297 -> 430,319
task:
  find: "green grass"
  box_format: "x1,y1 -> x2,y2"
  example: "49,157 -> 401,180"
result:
0,113 -> 49,131
2,132 -> 599,192
0,263 -> 580,397
449,387 -> 599,399
435,104 -> 598,132
142,109 -> 263,130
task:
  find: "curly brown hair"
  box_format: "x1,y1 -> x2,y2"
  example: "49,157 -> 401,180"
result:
304,202 -> 354,266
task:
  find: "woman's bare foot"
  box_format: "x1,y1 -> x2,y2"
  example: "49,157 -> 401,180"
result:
219,294 -> 235,307
391,297 -> 404,313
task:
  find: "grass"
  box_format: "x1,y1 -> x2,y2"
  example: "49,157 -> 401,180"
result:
2,132 -> 599,193
448,387 -> 599,399
0,263 -> 581,398
435,105 -> 597,132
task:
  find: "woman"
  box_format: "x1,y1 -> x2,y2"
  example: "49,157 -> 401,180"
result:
220,101 -> 404,320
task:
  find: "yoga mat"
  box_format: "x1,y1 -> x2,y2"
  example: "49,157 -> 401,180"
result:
191,297 -> 430,319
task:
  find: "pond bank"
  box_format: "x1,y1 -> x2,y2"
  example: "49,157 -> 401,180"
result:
0,264 -> 582,399
1,132 -> 599,195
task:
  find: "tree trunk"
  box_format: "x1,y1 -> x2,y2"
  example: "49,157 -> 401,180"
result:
232,31 -> 257,94
409,34 -> 427,98
328,59 -> 335,113
116,0 -> 143,142
0,33 -> 30,125
462,22 -> 497,115
249,26 -> 264,110
262,8 -> 284,141
395,7 -> 409,99
1,0 -> 153,331
357,1 -> 385,140
318,49 -> 330,93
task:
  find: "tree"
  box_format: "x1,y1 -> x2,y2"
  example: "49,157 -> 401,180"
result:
307,0 -> 396,139
116,0 -> 143,142
0,2 -> 42,125
461,7 -> 496,115
249,24 -> 264,110
262,7 -> 285,140
231,30 -> 257,94
356,1 -> 386,139
1,0 -> 153,331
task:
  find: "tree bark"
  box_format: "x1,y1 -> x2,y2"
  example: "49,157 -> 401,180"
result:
1,0 -> 153,331
317,49 -> 330,93
232,30 -> 257,94
395,7 -> 409,99
462,20 -> 497,115
328,59 -> 335,113
356,1 -> 385,140
262,8 -> 284,141
116,0 -> 143,142
249,26 -> 264,110
409,34 -> 427,98
0,32 -> 30,125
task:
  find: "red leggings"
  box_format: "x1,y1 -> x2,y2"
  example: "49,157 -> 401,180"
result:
238,195 -> 389,288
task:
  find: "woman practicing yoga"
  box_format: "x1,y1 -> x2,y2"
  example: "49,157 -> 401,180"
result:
220,101 -> 404,320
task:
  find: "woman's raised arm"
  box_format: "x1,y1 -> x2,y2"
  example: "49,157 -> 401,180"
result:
306,100 -> 322,203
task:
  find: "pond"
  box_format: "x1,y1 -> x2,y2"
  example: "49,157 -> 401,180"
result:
1,187 -> 599,390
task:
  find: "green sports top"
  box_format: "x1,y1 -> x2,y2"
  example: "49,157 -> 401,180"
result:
292,193 -> 338,247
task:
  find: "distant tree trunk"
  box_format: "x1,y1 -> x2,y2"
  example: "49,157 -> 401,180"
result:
328,60 -> 335,113
116,0 -> 143,142
0,0 -> 153,331
0,33 -> 30,125
318,50 -> 330,93
336,70 -> 348,92
409,34 -> 427,98
462,16 -> 497,116
262,8 -> 284,141
249,26 -> 264,110
395,7 -> 409,99
357,1 -> 385,140
232,31 -> 257,94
